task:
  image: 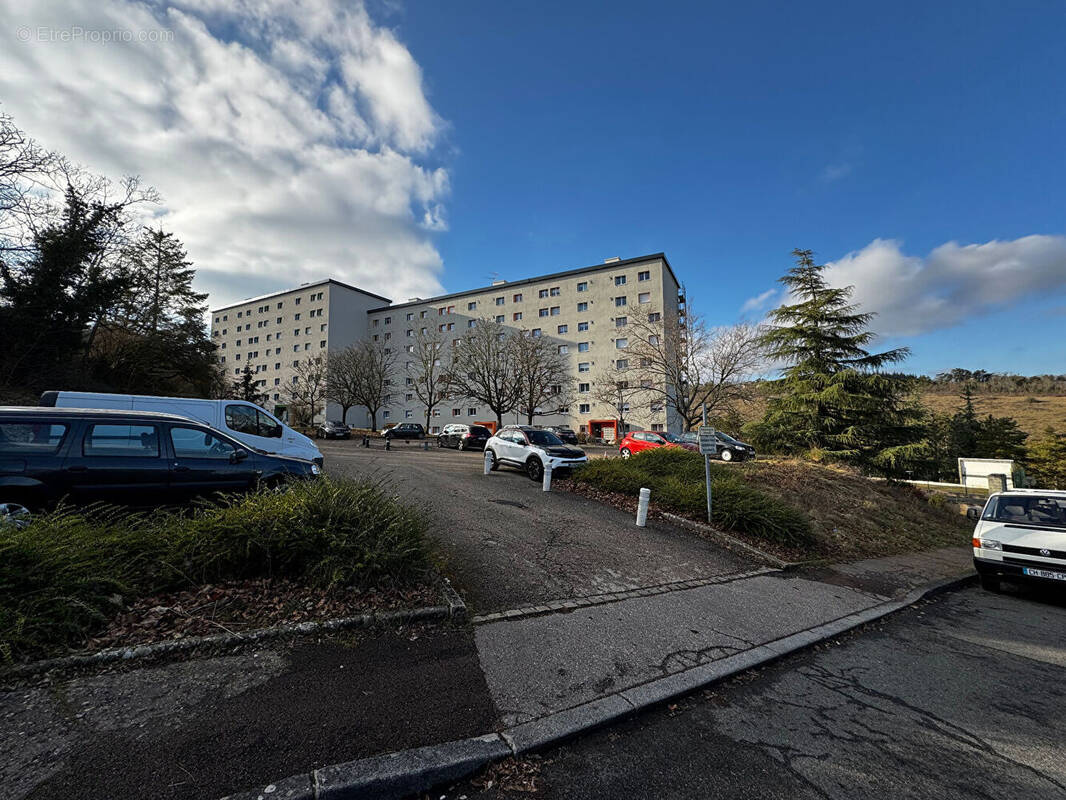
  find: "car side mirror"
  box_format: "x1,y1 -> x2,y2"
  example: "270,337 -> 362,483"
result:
966,507 -> 980,521
231,449 -> 250,463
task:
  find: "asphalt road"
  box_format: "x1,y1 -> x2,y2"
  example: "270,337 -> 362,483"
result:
5,625 -> 495,800
444,584 -> 1066,799
321,440 -> 753,613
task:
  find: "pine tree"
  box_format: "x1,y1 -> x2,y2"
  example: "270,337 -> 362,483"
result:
752,249 -> 919,470
1026,428 -> 1066,489
233,365 -> 266,404
121,226 -> 206,334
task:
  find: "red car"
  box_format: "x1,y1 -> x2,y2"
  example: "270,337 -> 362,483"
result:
618,430 -> 681,458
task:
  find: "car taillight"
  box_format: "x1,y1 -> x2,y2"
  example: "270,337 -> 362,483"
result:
972,536 -> 980,548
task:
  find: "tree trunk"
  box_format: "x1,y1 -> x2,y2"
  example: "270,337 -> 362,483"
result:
368,409 -> 377,430
341,404 -> 352,425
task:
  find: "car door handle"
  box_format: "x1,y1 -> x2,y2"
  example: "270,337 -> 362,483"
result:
66,465 -> 87,472
173,465 -> 190,472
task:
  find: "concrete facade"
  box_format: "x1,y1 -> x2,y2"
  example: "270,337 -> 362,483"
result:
210,254 -> 682,436
210,279 -> 387,422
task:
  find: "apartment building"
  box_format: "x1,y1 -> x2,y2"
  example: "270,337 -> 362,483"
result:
210,279 -> 387,421
210,253 -> 683,438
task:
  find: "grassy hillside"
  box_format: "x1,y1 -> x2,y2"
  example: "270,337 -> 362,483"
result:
727,391 -> 1066,438
571,449 -> 971,562
920,393 -> 1066,436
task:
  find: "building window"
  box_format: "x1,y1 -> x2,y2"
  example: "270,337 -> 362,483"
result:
320,340 -> 326,348
577,302 -> 588,312
531,328 -> 542,338
616,338 -> 628,349
513,312 -> 523,321
648,335 -> 659,345
615,275 -> 627,286
513,293 -> 522,303
549,287 -> 560,296
294,313 -> 301,321
538,289 -> 549,299
557,324 -> 568,334
577,281 -> 588,292
578,342 -> 589,352
406,312 -> 414,321
616,358 -> 629,369
578,382 -> 589,393
638,270 -> 651,281
384,316 -> 391,324
558,345 -> 568,354
495,315 -> 505,323
452,408 -> 462,416
648,312 -> 662,322
383,410 -> 390,419
468,320 -> 477,328
495,296 -> 505,306
468,407 -> 477,416
639,292 -> 651,304
579,403 -> 590,413
578,362 -> 590,372
406,329 -> 413,337
615,297 -> 627,307
405,410 -> 412,418
578,321 -> 589,332
420,310 -> 428,318
539,307 -> 549,317
550,306 -> 560,316
615,316 -> 627,327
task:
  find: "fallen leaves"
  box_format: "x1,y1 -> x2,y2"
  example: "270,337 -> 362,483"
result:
81,578 -> 439,652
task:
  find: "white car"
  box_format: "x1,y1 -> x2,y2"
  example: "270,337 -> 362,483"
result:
485,425 -> 588,481
972,489 -> 1066,591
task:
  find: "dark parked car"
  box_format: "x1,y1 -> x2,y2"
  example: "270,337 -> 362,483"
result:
316,420 -> 351,440
437,423 -> 492,450
678,430 -> 756,462
545,425 -> 579,444
0,407 -> 320,525
383,422 -> 425,441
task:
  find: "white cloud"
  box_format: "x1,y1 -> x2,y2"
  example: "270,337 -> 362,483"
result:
819,162 -> 853,182
740,287 -> 779,314
0,0 -> 448,308
824,236 -> 1066,336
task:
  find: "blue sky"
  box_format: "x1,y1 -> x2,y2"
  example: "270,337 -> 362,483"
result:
393,0 -> 1066,375
2,0 -> 1063,376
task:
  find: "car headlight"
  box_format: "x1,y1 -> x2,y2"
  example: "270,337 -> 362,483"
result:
311,463 -> 321,475
980,539 -> 1001,550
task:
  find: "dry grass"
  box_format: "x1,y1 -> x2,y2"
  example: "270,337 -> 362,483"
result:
731,392 -> 1066,438
920,393 -> 1066,436
732,458 -> 972,560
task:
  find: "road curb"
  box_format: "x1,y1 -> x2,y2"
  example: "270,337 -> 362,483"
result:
2,577 -> 467,681
658,512 -> 795,569
216,569 -> 975,800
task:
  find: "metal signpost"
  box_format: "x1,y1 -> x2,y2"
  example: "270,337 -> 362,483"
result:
697,409 -> 716,523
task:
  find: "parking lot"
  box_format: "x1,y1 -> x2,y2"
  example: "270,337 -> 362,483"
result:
320,439 -> 754,613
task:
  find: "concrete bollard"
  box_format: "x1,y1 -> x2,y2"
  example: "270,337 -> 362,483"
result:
423,441 -> 429,451
484,449 -> 493,475
384,437 -> 391,451
636,487 -> 651,527
542,462 -> 553,492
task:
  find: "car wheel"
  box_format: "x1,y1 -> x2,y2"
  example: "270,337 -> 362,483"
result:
620,447 -> 632,459
526,457 -> 544,482
437,437 -> 444,447
0,501 -> 34,529
979,573 -> 1001,593
488,449 -> 500,471
720,449 -> 733,462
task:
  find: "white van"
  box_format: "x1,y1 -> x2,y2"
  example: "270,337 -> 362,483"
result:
40,391 -> 324,466
972,489 -> 1066,591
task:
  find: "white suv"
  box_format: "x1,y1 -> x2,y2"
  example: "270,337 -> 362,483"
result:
485,425 -> 588,481
972,489 -> 1066,591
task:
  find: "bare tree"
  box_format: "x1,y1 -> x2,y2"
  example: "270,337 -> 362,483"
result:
513,331 -> 573,425
407,329 -> 447,431
286,357 -> 328,425
626,304 -> 763,430
445,319 -> 522,428
327,341 -> 395,428
589,362 -> 649,436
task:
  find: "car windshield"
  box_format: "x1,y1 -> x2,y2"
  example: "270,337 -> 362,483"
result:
660,433 -> 682,443
982,494 -> 1066,528
717,432 -> 741,445
527,430 -> 564,446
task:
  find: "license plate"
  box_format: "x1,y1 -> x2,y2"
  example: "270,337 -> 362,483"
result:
1023,567 -> 1066,581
